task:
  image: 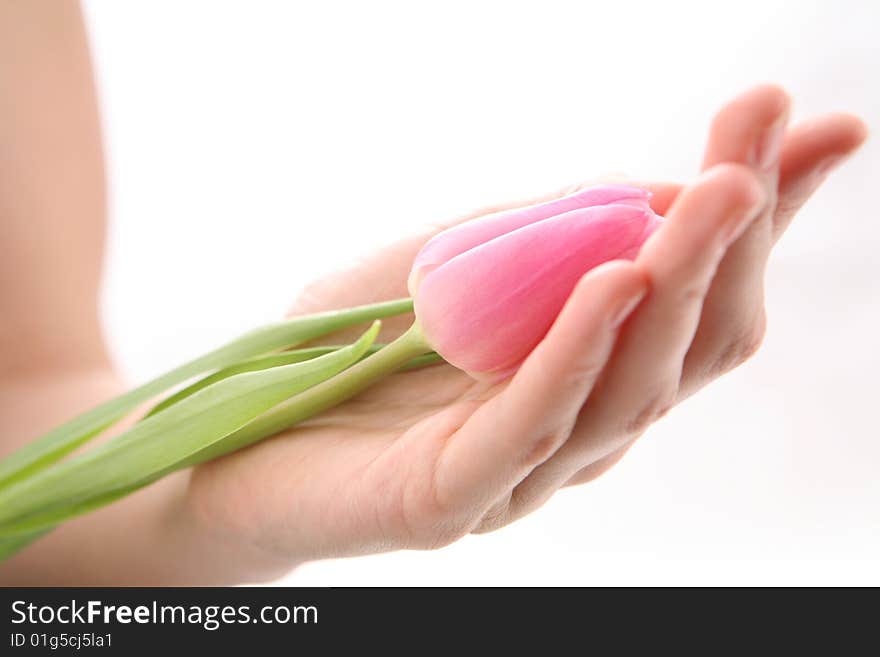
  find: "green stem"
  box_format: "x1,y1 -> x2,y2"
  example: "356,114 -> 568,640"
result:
0,298 -> 413,490
180,322 -> 432,466
0,324 -> 384,536
143,344 -> 442,420
401,351 -> 443,371
0,323 -> 434,556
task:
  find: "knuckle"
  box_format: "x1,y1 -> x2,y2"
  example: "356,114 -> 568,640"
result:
710,314 -> 767,375
532,347 -> 604,395
522,426 -> 571,468
624,392 -> 676,436
680,280 -> 709,307
566,445 -> 633,486
740,318 -> 767,360
474,484 -> 557,534
471,499 -> 513,535
662,267 -> 716,307
705,163 -> 764,211
566,359 -> 605,390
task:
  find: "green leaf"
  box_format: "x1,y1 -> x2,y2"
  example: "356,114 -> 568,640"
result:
0,298 -> 413,491
142,346 -> 355,419
0,530 -> 52,562
177,323 -> 432,467
0,350 -> 445,544
144,345 -> 444,420
0,323 -> 382,535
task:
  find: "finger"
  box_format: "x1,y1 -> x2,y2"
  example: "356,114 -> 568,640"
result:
538,113 -> 868,494
773,112 -> 868,238
503,164 -> 767,515
564,442 -> 633,486
290,179 -> 680,346
699,84 -> 790,282
287,179 -> 669,308
677,86 -> 790,395
588,164 -> 766,437
644,182 -> 684,215
702,84 -> 791,172
430,260 -> 647,514
681,105 -> 867,396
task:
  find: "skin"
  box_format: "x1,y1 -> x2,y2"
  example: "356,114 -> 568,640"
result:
0,2 -> 867,584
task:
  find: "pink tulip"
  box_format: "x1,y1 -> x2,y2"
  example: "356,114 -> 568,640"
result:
411,185 -> 662,378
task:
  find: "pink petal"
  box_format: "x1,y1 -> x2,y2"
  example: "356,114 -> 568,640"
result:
415,203 -> 658,376
408,185 -> 651,294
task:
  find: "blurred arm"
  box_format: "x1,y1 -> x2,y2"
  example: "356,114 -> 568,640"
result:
0,0 -> 109,376
0,3 -> 292,585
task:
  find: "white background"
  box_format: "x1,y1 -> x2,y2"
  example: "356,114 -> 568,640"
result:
82,0 -> 879,585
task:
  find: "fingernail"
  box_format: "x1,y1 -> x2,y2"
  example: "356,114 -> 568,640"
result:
610,288 -> 647,327
750,114 -> 787,172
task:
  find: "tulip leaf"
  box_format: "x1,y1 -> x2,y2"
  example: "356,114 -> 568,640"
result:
142,345 -> 359,419
0,323 -> 381,535
0,530 -> 52,562
177,323 -> 433,467
1,350 -> 446,542
0,298 -> 413,491
144,345 -> 444,420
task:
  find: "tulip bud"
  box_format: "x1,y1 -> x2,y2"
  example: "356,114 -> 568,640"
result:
411,185 -> 662,377
408,184 -> 652,294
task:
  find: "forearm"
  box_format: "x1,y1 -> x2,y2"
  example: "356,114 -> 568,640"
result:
0,2 -> 297,579
0,0 -> 109,374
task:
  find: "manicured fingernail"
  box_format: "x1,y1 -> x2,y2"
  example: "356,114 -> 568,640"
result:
610,288 -> 647,327
751,114 -> 787,171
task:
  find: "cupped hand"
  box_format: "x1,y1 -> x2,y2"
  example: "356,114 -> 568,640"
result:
187,86 -> 866,573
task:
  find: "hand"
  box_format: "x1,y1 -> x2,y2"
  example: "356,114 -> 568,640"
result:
186,85 -> 867,574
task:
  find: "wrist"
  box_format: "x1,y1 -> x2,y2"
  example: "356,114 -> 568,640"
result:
170,471 -> 302,584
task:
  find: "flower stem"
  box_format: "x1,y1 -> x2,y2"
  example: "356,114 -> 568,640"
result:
0,321 -> 434,560
0,298 -> 414,490
181,322 -> 433,466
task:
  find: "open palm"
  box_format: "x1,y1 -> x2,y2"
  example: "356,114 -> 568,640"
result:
188,86 -> 866,568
